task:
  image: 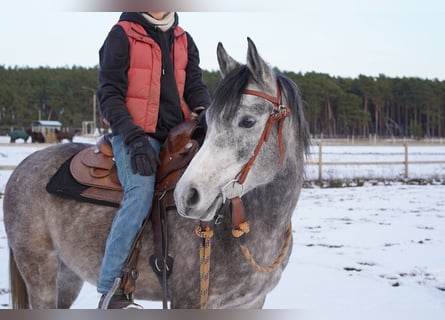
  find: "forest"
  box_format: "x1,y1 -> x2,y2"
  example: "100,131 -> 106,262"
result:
1,65 -> 444,138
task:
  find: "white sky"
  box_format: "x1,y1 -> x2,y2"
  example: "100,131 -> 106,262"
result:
1,0 -> 444,80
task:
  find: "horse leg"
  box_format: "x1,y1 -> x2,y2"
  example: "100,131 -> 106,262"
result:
9,248 -> 29,309
11,245 -> 59,308
56,261 -> 84,308
253,296 -> 266,308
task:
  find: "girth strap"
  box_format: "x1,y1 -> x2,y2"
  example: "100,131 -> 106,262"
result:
149,193 -> 174,309
119,192 -> 174,309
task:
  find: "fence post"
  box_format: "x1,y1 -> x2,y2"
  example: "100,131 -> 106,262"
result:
404,143 -> 409,179
318,142 -> 323,183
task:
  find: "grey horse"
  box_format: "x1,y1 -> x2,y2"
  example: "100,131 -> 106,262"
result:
3,38 -> 309,309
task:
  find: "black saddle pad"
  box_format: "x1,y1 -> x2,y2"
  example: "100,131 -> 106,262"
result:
46,156 -> 119,208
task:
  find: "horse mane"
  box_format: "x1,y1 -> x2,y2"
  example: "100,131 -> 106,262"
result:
277,75 -> 311,154
210,65 -> 310,154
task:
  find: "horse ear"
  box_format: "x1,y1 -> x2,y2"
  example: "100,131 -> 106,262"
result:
246,37 -> 274,85
217,42 -> 240,78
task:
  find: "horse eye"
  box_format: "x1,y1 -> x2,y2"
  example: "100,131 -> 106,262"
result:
239,116 -> 257,128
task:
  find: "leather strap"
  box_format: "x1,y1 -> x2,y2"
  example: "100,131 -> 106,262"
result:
236,84 -> 291,184
149,193 -> 174,309
243,88 -> 281,106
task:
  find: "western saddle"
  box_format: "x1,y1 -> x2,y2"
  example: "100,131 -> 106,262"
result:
69,120 -> 204,303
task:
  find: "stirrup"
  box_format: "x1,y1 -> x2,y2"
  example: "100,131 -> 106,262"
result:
98,293 -> 143,309
98,278 -> 122,309
98,278 -> 142,309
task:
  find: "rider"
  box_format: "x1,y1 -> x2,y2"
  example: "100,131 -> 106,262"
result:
97,12 -> 210,309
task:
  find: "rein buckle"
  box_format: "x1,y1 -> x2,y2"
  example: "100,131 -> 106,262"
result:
271,104 -> 289,119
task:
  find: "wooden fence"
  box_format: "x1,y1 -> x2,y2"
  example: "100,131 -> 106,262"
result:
308,142 -> 445,182
2,143 -> 445,182
0,165 -> 16,170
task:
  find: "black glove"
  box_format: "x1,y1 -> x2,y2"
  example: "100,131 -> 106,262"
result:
123,128 -> 160,176
191,107 -> 207,132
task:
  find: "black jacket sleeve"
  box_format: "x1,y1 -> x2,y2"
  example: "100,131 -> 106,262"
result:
183,33 -> 211,110
97,26 -> 136,135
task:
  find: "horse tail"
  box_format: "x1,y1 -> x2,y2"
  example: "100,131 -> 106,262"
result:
9,247 -> 30,309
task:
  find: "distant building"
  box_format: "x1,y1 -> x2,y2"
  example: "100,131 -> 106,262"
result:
30,120 -> 62,143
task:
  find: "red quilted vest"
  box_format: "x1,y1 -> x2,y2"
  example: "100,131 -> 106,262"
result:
116,21 -> 191,133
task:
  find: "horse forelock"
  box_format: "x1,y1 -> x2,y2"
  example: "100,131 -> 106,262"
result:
208,65 -> 250,121
208,64 -> 310,156
208,66 -> 292,122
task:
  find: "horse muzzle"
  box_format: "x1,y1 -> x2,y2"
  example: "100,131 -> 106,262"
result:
174,184 -> 223,221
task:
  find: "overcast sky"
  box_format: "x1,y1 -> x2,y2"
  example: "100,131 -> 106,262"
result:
1,0 -> 444,80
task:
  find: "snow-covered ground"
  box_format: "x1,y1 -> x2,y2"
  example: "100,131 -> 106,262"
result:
0,136 -> 444,317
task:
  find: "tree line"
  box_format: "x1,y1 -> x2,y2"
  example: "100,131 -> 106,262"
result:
1,65 -> 444,138
284,71 -> 445,138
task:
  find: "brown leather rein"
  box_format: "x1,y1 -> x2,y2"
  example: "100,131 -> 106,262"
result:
195,83 -> 293,309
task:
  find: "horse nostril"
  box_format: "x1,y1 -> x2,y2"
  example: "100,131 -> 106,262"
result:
186,187 -> 200,207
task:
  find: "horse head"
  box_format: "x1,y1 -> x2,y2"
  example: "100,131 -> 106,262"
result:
174,38 -> 309,221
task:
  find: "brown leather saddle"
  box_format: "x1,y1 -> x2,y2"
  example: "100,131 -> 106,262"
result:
70,120 -> 203,207
69,120 -> 204,300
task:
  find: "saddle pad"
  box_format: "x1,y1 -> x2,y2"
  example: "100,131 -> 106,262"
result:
46,155 -> 120,208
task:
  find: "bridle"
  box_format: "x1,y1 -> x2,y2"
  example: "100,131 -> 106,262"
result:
195,82 -> 293,309
236,84 -> 291,184
224,83 -> 292,234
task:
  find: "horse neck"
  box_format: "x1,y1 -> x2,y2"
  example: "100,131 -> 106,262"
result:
242,114 -> 304,227
244,157 -> 302,233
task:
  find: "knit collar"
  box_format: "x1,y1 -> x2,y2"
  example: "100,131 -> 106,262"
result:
141,12 -> 175,32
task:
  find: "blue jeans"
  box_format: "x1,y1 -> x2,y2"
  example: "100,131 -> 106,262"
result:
97,134 -> 161,294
